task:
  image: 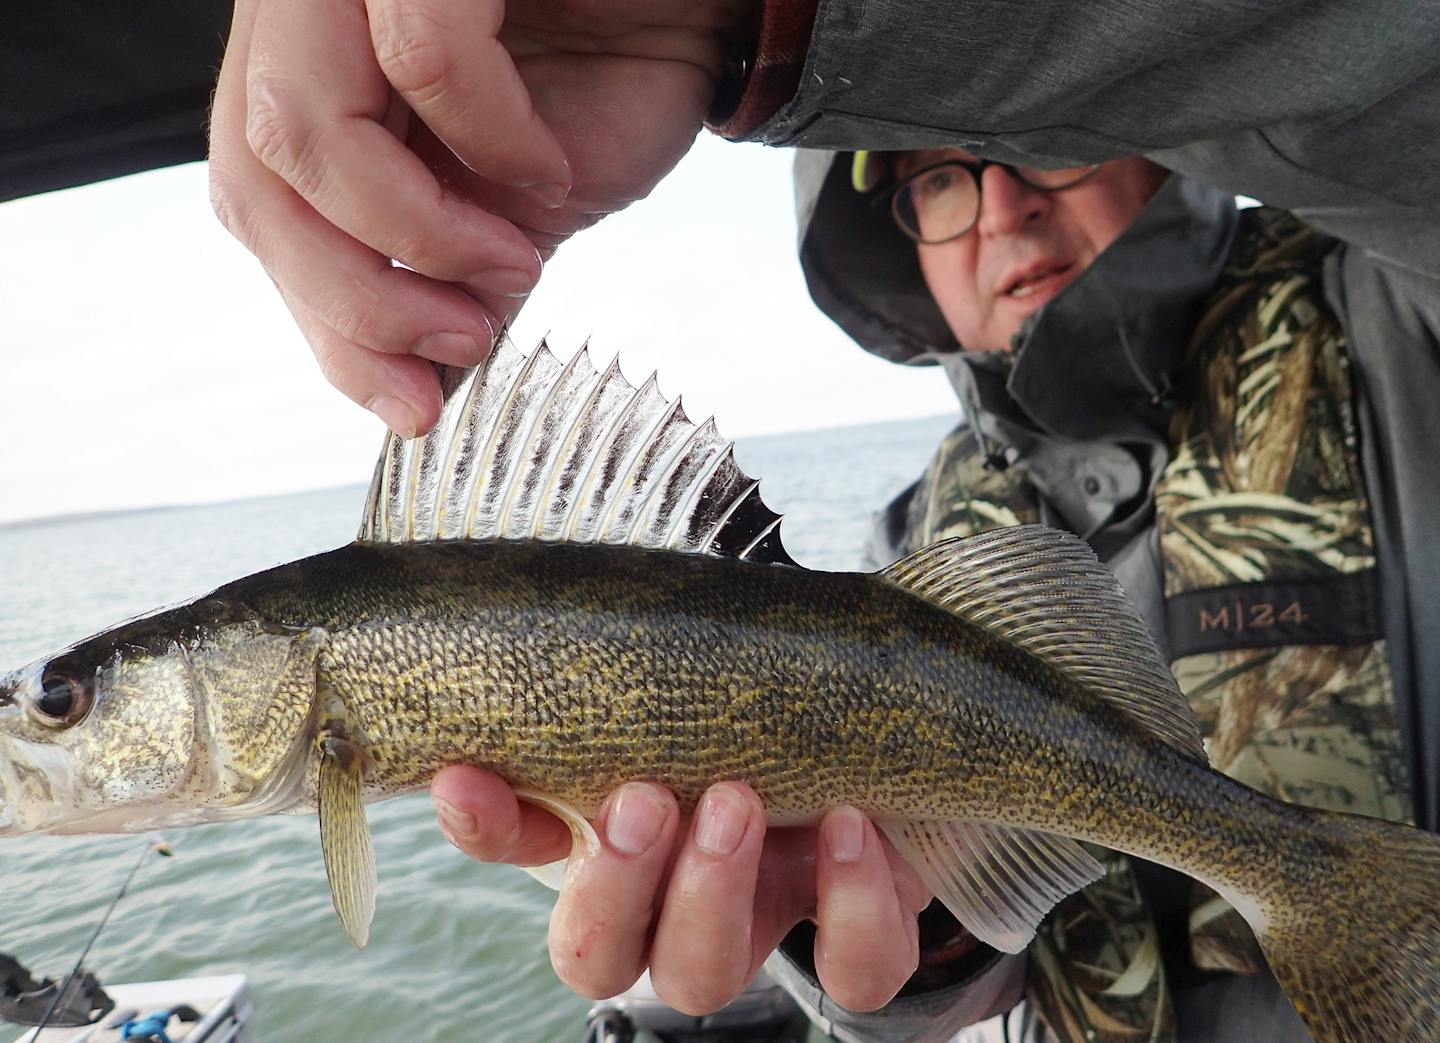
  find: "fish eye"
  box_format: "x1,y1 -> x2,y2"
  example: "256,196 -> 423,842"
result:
33,669 -> 93,727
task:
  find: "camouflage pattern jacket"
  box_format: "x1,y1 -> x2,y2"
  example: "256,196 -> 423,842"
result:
876,203 -> 1407,1043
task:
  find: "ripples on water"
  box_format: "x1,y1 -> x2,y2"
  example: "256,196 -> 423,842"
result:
0,414 -> 955,1042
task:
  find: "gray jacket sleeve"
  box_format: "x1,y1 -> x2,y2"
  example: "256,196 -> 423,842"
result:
765,939 -> 1027,1043
743,0 -> 1440,291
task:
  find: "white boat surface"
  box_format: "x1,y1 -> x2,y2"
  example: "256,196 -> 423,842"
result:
6,975 -> 252,1043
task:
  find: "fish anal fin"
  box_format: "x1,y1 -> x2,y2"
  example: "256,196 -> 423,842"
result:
882,526 -> 1206,763
318,734 -> 377,948
877,818 -> 1103,954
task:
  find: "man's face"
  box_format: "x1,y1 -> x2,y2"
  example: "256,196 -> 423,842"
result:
898,149 -> 1169,351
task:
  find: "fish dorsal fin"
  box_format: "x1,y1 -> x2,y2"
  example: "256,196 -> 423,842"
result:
358,336 -> 794,564
882,525 -> 1206,762
877,818 -> 1104,953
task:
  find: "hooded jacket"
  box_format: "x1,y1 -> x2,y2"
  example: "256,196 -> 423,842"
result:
791,153 -> 1439,831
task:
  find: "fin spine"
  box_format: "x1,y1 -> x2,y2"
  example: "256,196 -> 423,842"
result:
354,335 -> 793,564
527,347 -> 597,541
490,339 -> 558,540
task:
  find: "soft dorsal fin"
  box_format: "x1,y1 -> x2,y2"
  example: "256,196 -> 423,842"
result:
358,337 -> 794,565
882,525 -> 1206,762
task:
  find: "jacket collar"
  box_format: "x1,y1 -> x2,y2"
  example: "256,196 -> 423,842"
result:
936,176 -> 1239,446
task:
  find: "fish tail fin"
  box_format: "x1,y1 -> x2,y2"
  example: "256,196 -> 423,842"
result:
1245,808 -> 1440,1043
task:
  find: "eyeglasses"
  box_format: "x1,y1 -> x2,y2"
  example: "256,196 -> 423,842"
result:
881,158 -> 1102,244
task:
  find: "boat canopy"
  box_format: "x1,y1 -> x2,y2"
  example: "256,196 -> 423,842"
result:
2,3 -> 230,202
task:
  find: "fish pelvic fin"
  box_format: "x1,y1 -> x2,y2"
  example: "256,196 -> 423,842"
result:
877,819 -> 1103,954
511,786 -> 602,892
882,525 -> 1206,763
357,335 -> 794,565
1238,808 -> 1440,1043
318,735 -> 377,948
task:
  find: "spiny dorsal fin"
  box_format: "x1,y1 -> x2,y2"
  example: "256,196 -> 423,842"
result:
358,336 -> 794,565
882,525 -> 1206,762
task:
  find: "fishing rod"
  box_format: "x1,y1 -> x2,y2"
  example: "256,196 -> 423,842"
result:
27,837 -> 172,1041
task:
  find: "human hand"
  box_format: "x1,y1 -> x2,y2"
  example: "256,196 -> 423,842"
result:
210,0 -> 750,436
431,765 -> 932,1014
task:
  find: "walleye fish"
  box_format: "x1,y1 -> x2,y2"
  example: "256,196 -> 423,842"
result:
1,337 -> 1436,1043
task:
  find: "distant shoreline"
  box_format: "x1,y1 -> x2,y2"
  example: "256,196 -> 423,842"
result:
0,413 -> 958,532
0,482 -> 368,533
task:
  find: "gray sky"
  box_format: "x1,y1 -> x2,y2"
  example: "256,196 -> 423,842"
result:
0,137 -> 957,526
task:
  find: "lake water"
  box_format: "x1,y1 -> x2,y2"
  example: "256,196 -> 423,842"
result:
0,414 -> 956,1043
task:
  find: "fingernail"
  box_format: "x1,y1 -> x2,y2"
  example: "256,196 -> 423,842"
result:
433,796 -> 477,839
528,181 -> 570,209
605,784 -> 667,856
414,331 -> 483,366
696,786 -> 749,857
473,268 -> 536,298
824,806 -> 866,863
367,395 -> 420,439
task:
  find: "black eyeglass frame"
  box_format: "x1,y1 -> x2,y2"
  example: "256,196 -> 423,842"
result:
876,158 -> 1103,244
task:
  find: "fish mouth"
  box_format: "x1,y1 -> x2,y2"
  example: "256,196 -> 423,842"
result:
0,731 -> 220,836
0,737 -> 14,837
0,688 -> 13,837
0,659 -> 99,836
0,731 -> 81,836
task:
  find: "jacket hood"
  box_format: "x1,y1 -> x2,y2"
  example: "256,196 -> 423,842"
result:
795,152 -> 1240,438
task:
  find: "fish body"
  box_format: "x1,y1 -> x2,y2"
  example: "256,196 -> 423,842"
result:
204,538 -> 1194,822
194,540 -> 1314,863
2,338 -> 1437,1043
1,538 -> 1174,829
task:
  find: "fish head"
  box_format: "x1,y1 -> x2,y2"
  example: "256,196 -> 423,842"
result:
0,637 -> 203,837
0,601 -> 324,838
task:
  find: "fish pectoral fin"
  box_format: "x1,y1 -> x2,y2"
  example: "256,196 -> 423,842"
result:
878,818 -> 1103,954
318,735 -> 377,948
512,786 -> 601,891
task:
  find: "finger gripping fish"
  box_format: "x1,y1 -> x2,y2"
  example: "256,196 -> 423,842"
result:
2,337 -> 1436,1043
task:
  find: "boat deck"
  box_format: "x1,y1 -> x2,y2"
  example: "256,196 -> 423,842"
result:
7,975 -> 251,1043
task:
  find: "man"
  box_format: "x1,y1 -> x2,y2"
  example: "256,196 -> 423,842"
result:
207,1 -> 1440,1039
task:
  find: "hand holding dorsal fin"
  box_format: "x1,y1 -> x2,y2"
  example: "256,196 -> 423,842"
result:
358,336 -> 794,565
882,525 -> 1206,762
